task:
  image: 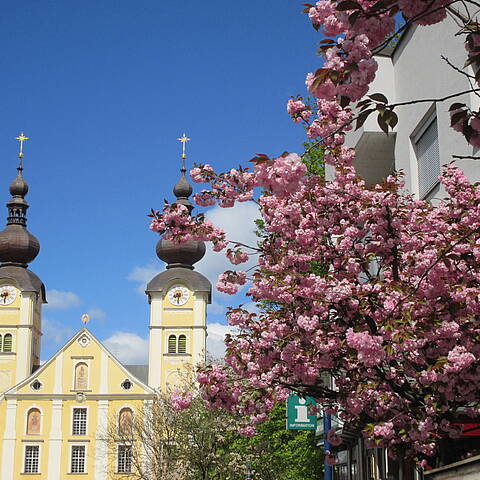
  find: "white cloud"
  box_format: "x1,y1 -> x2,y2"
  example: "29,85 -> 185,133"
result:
103,332 -> 149,364
127,263 -> 162,295
45,290 -> 80,310
86,307 -> 107,322
42,318 -> 75,346
206,322 -> 237,359
196,202 -> 259,284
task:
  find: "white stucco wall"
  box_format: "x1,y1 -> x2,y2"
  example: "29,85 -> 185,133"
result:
343,17 -> 479,192
391,19 -> 479,195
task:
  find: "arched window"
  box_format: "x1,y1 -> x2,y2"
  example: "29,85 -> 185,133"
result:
168,335 -> 177,354
178,335 -> 187,354
0,335 -> 2,352
118,408 -> 133,436
3,334 -> 12,352
27,408 -> 41,435
74,363 -> 88,390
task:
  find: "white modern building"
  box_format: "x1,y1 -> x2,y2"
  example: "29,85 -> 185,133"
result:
336,15 -> 480,480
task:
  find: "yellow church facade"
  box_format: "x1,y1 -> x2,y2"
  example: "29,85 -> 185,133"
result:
0,136 -> 211,479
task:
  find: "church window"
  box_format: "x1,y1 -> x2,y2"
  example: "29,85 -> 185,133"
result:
24,445 -> 40,473
27,408 -> 41,435
72,408 -> 87,435
121,379 -> 133,390
119,408 -> 133,436
3,333 -> 12,352
178,335 -> 187,354
70,445 -> 86,473
30,380 -> 42,391
168,335 -> 177,353
117,445 -> 132,473
74,362 -> 88,390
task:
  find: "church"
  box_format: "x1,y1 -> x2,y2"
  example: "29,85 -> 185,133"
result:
0,134 -> 211,479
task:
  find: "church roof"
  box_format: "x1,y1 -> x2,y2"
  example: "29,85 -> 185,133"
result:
124,364 -> 149,384
146,267 -> 211,302
0,264 -> 46,302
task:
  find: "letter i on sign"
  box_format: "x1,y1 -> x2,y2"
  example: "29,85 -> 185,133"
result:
294,397 -> 310,423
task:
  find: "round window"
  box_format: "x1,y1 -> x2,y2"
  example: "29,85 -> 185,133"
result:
121,379 -> 133,390
30,380 -> 42,391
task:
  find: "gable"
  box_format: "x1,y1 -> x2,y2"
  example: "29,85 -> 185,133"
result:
4,328 -> 155,397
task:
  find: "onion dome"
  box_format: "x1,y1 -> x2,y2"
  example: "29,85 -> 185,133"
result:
156,133 -> 206,270
0,134 -> 40,267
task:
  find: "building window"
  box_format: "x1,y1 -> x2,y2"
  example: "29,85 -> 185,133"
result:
72,408 -> 87,435
168,335 -> 177,353
30,380 -> 42,391
415,117 -> 441,199
117,445 -> 132,473
121,379 -> 132,390
74,362 -> 88,390
27,408 -> 41,435
178,334 -> 187,354
24,445 -> 40,473
3,333 -> 12,352
71,445 -> 86,473
119,408 -> 133,436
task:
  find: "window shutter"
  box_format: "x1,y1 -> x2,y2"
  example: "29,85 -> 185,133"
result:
3,334 -> 12,352
416,118 -> 440,199
168,335 -> 177,353
178,335 -> 187,354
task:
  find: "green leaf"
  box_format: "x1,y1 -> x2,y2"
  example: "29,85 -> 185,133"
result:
355,109 -> 374,129
449,102 -> 466,112
368,93 -> 388,104
377,113 -> 389,133
450,110 -> 468,127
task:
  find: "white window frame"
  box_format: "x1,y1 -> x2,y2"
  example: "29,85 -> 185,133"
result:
23,443 -> 41,474
412,110 -> 441,199
71,406 -> 89,436
69,444 -> 87,474
116,444 -> 133,473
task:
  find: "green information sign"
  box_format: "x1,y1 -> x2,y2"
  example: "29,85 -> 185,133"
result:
286,395 -> 317,430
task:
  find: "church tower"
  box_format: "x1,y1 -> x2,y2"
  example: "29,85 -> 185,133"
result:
147,136 -> 211,391
0,134 -> 46,393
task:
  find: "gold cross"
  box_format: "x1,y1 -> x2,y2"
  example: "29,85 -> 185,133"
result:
16,132 -> 28,158
177,133 -> 191,160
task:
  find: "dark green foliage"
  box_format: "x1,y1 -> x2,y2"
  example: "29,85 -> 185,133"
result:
224,403 -> 323,480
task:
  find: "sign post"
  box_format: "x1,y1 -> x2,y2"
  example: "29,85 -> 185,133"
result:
286,395 -> 317,430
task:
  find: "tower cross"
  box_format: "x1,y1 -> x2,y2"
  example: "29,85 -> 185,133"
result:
16,132 -> 28,159
177,133 -> 191,169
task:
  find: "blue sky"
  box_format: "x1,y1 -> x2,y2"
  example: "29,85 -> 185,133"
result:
0,1 -> 321,362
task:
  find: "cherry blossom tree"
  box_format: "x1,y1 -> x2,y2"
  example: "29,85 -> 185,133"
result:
150,0 -> 480,466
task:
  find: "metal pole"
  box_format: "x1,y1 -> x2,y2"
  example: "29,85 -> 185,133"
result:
324,412 -> 333,480
245,462 -> 252,480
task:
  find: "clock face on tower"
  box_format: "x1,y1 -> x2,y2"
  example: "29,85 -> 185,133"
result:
0,285 -> 17,305
167,285 -> 190,306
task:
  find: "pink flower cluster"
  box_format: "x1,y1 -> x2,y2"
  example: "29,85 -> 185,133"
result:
170,391 -> 193,410
346,328 -> 385,367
